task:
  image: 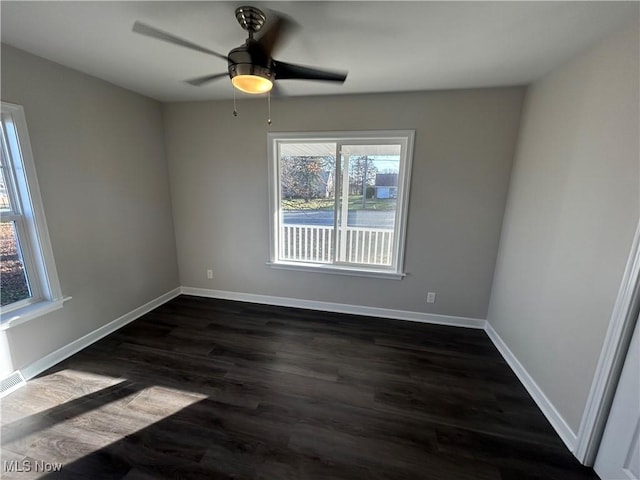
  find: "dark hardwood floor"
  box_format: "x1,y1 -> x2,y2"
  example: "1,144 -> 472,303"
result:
1,295 -> 598,479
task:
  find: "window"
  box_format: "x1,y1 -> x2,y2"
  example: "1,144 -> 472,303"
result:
268,130 -> 414,278
1,102 -> 64,327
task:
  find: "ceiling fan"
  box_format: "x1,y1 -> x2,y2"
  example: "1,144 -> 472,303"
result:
132,6 -> 348,95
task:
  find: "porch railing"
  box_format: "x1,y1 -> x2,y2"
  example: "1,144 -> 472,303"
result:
280,224 -> 393,266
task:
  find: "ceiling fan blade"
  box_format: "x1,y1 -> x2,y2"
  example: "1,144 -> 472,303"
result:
132,21 -> 228,61
274,61 -> 347,83
185,72 -> 229,86
256,11 -> 298,58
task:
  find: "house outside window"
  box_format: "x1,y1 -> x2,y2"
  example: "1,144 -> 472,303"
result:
374,173 -> 398,199
268,130 -> 414,279
1,102 -> 64,327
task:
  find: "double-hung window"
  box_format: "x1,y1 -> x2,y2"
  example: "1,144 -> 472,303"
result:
1,102 -> 64,327
268,130 -> 414,278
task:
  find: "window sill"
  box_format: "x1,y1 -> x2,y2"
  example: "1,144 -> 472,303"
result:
0,297 -> 71,330
267,261 -> 406,280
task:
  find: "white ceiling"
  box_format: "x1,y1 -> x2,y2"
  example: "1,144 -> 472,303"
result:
1,1 -> 637,102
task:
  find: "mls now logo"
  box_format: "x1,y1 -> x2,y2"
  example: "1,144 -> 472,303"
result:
3,459 -> 63,473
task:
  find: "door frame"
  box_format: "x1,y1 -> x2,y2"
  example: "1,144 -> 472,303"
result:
574,220 -> 640,465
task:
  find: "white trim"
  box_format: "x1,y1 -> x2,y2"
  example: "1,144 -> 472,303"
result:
574,220 -> 640,465
189,286 -> 584,453
267,130 -> 415,277
20,287 -> 181,380
1,102 -> 63,305
11,279 -> 613,466
485,322 -> 577,452
266,261 -> 406,280
0,296 -> 71,330
16,277 -> 625,466
180,286 -> 486,329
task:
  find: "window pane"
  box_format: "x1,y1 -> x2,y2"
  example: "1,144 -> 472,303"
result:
0,164 -> 11,212
1,221 -> 32,306
0,122 -> 14,213
270,131 -> 413,276
279,142 -> 336,263
337,144 -> 401,266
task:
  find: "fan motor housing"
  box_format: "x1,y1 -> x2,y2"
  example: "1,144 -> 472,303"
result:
227,44 -> 274,81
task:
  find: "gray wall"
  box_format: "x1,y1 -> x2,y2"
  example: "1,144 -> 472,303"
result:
163,88 -> 524,319
487,25 -> 640,432
1,45 -> 180,372
3,21 -> 636,447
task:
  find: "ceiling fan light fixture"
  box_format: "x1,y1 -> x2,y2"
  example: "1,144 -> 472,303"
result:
229,63 -> 273,94
232,74 -> 273,94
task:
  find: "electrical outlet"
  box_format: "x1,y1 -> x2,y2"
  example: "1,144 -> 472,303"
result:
426,292 -> 436,303
207,269 -> 213,279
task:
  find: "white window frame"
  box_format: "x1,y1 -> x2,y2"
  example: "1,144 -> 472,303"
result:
0,102 -> 66,329
267,130 -> 415,279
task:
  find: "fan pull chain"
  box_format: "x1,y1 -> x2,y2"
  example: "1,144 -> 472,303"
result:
233,88 -> 238,117
267,91 -> 272,125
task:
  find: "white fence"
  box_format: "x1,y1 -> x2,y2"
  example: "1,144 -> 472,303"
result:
280,224 -> 394,266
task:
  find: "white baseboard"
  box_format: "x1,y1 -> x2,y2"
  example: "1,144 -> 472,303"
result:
21,287 -> 181,380
484,322 -> 577,452
180,288 -> 577,455
180,287 -> 486,329
15,283 -> 581,463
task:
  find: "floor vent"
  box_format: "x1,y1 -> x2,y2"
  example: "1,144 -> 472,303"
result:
1,371 -> 26,398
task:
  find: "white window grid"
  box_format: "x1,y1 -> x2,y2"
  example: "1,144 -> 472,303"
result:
1,102 -> 63,322
268,130 -> 415,279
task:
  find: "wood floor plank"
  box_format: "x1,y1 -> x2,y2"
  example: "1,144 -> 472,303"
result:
1,295 -> 598,479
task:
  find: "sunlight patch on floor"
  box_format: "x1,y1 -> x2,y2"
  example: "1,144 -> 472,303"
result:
2,382 -> 208,468
1,369 -> 124,423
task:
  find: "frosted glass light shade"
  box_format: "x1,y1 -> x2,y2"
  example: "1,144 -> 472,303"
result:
232,75 -> 273,94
